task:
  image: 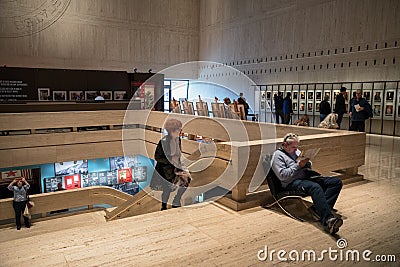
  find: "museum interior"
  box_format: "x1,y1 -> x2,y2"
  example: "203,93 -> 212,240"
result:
0,1 -> 399,266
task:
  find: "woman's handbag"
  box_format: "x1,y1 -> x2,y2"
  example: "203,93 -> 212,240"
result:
23,205 -> 31,219
173,168 -> 192,188
26,195 -> 35,209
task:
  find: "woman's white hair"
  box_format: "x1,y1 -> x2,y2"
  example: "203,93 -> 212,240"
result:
283,133 -> 299,144
318,113 -> 339,129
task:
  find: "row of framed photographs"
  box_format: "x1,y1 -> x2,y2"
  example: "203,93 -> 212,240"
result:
260,90 -> 346,102
259,89 -> 400,118
38,88 -> 127,101
260,90 -> 398,103
260,101 -> 344,113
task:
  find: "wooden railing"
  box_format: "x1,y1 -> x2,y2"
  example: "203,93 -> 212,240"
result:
0,186 -> 131,222
0,110 -> 366,215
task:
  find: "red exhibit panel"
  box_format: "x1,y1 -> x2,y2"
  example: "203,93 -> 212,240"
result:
64,174 -> 81,190
118,168 -> 132,184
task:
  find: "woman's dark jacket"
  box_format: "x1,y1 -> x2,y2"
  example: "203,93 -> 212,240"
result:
334,93 -> 346,114
319,100 -> 331,115
150,135 -> 181,190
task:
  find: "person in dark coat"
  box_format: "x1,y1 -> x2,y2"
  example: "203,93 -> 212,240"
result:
274,92 -> 284,124
283,92 -> 293,124
150,118 -> 190,210
334,87 -> 347,129
237,92 -> 249,119
319,95 -> 332,122
349,89 -> 373,132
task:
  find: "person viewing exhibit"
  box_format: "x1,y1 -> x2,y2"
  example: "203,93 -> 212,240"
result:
282,92 -> 293,124
274,92 -> 284,124
319,95 -> 331,122
318,113 -> 339,129
237,92 -> 250,119
349,89 -> 373,132
334,87 -> 347,129
293,114 -> 310,126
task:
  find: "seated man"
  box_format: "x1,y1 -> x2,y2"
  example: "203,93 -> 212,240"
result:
271,133 -> 343,234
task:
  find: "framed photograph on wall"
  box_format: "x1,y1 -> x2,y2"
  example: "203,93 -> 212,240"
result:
386,91 -> 394,102
373,91 -> 382,103
363,90 -> 371,102
315,102 -> 320,112
260,101 -> 265,110
266,92 -> 271,99
307,92 -> 313,100
85,91 -> 97,100
373,104 -> 381,117
70,91 -> 83,101
293,91 -> 298,100
307,102 -> 313,112
261,91 -> 266,100
384,104 -> 394,116
292,102 -> 297,111
324,92 -> 331,101
38,88 -> 50,101
333,90 -> 340,101
114,91 -> 127,100
300,91 -> 306,100
300,102 -> 305,112
53,91 -> 67,101
101,91 -> 112,100
316,91 -> 322,101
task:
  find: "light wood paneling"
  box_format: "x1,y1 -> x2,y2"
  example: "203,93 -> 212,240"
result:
0,110 -> 366,212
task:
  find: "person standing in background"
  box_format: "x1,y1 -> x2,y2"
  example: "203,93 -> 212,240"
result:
283,92 -> 293,124
8,177 -> 31,230
274,92 -> 284,124
349,89 -> 373,132
237,92 -> 249,119
334,87 -> 347,129
319,95 -> 332,122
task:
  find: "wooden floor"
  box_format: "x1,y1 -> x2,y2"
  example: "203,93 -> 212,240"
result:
1,134 -> 399,267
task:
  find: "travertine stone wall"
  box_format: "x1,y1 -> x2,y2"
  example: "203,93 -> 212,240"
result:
199,0 -> 400,84
1,0 -> 398,85
0,0 -> 199,72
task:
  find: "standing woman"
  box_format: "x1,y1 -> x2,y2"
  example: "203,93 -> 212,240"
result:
150,118 -> 190,210
282,92 -> 293,124
8,177 -> 31,230
319,95 -> 332,122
